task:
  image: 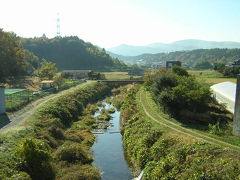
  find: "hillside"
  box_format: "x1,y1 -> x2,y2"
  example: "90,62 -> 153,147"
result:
22,36 -> 126,71
108,39 -> 240,56
110,48 -> 240,67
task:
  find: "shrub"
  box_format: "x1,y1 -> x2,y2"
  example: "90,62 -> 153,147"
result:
9,172 -> 31,180
15,138 -> 55,180
54,142 -> 92,163
57,164 -> 100,180
172,66 -> 189,76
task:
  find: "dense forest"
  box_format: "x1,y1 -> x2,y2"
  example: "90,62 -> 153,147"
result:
22,36 -> 126,71
115,48 -> 240,67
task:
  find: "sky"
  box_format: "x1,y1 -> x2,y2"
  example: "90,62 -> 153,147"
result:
0,0 -> 240,48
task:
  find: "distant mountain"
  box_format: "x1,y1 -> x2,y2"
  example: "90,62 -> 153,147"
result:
22,36 -> 126,71
119,48 -> 240,68
107,39 -> 240,56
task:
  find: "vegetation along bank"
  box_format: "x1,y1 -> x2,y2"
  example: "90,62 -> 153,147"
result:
0,82 -> 118,179
116,70 -> 240,179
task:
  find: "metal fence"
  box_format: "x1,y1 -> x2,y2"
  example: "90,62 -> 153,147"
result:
5,80 -> 83,112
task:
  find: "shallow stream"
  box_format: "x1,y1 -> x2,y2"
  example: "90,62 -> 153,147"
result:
92,102 -> 133,180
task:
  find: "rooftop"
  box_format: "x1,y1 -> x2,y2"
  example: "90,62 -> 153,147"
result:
5,89 -> 28,95
210,81 -> 236,102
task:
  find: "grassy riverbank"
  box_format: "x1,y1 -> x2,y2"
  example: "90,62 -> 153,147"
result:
117,85 -> 240,179
0,82 -> 115,179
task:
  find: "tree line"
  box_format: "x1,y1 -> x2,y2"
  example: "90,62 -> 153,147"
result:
0,29 -> 127,84
131,48 -> 240,68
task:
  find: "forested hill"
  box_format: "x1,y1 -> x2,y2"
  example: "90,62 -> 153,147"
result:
22,36 -> 126,71
108,39 -> 240,56
118,48 -> 240,67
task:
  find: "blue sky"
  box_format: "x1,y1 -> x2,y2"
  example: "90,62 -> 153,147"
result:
0,0 -> 239,48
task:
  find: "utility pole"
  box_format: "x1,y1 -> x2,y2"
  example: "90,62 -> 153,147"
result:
233,75 -> 240,136
56,13 -> 61,37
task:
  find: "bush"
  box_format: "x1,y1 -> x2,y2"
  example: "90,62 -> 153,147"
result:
172,66 -> 189,76
57,164 -> 100,180
54,142 -> 93,163
15,138 -> 55,180
10,172 -> 31,180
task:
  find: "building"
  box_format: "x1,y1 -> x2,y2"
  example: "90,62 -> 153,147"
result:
0,86 -> 5,114
62,70 -> 92,79
41,80 -> 54,90
210,81 -> 236,113
166,61 -> 181,69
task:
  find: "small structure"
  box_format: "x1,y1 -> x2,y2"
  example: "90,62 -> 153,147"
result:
232,59 -> 240,67
62,70 -> 92,79
128,69 -> 145,76
210,82 -> 236,113
166,61 -> 181,69
41,80 -> 54,90
0,86 -> 5,114
233,75 -> 240,136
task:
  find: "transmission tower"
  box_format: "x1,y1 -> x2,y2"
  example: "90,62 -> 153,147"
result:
56,13 -> 61,37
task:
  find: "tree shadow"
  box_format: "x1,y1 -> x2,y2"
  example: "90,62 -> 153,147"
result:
0,114 -> 11,129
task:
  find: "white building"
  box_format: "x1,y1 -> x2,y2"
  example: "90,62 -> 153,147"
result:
210,82 -> 236,113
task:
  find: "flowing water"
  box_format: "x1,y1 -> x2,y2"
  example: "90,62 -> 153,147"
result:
92,102 -> 133,180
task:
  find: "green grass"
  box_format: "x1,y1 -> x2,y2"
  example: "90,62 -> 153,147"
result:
121,85 -> 240,179
188,70 -> 222,78
138,88 -> 240,151
188,69 -> 236,85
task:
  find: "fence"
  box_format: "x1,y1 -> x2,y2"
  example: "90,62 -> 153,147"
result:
5,80 -> 83,112
5,89 -> 31,111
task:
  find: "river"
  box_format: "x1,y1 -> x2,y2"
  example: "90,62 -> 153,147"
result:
92,102 -> 133,180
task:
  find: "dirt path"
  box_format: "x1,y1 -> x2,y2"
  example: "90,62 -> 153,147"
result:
0,82 -> 92,133
139,89 -> 240,152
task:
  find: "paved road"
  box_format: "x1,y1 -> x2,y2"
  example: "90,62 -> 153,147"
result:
139,89 -> 240,152
0,82 -> 92,134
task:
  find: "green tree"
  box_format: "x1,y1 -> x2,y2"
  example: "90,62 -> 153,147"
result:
172,66 -> 189,76
195,60 -> 213,69
0,29 -> 27,82
53,73 -> 64,89
36,59 -> 57,80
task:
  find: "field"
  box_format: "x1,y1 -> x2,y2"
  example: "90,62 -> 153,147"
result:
102,72 -> 142,80
188,70 -> 236,85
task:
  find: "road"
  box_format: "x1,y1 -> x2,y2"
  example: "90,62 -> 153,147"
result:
0,82 -> 93,134
139,89 -> 240,152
